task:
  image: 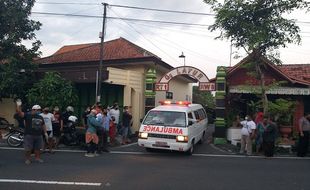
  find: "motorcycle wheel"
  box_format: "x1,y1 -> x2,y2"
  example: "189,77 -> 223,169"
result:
7,132 -> 23,147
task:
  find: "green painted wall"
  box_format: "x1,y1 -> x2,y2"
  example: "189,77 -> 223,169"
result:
76,83 -> 124,119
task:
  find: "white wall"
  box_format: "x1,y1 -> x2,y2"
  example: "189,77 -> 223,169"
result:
107,67 -> 144,132
0,98 -> 15,124
155,72 -> 193,106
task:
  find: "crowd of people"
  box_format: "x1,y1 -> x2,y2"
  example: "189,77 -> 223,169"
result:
12,99 -> 310,164
237,112 -> 310,158
238,114 -> 277,157
15,101 -> 133,164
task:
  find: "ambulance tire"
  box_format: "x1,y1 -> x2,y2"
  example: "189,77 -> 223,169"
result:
198,131 -> 206,145
186,141 -> 194,155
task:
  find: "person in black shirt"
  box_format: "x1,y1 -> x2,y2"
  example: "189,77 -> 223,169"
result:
14,112 -> 25,128
17,104 -> 48,165
261,116 -> 278,157
62,106 -> 74,127
122,106 -> 132,145
82,106 -> 91,129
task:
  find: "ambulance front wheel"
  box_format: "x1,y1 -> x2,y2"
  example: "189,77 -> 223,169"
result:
186,141 -> 194,155
146,148 -> 154,152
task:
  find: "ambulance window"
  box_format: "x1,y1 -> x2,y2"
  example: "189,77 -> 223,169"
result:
198,109 -> 206,119
188,112 -> 193,119
143,111 -> 186,127
202,109 -> 207,118
194,111 -> 200,120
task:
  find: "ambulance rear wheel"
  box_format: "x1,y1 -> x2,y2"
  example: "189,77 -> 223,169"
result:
198,132 -> 206,145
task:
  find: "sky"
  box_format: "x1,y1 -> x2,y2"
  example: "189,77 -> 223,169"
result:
30,0 -> 310,78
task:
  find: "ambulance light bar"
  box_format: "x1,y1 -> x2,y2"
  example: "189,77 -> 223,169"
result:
159,100 -> 191,106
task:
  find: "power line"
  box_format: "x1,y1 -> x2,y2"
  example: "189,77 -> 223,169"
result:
31,11 -> 211,27
111,17 -> 210,27
297,21 -> 310,24
32,11 -> 101,18
36,2 -> 310,24
39,1 -> 310,25
109,4 -> 215,16
36,1 -> 214,16
109,8 -> 180,64
126,21 -> 219,37
36,2 -> 100,5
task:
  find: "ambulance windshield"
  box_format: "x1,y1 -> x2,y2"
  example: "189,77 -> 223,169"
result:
143,111 -> 186,127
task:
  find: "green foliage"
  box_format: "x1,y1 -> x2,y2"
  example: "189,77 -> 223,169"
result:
226,108 -> 242,128
268,98 -> 296,125
204,0 -> 308,114
26,72 -> 78,109
192,86 -> 215,108
0,0 -> 41,99
0,58 -> 37,99
247,100 -> 262,117
204,0 -> 309,56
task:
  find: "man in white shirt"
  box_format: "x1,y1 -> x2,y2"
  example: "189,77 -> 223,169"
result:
40,107 -> 55,153
109,103 -> 120,132
240,115 -> 256,155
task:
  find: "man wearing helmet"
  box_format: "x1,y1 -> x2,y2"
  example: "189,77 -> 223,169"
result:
16,103 -> 48,165
62,106 -> 74,127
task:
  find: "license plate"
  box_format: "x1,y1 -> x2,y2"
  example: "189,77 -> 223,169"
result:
155,141 -> 168,146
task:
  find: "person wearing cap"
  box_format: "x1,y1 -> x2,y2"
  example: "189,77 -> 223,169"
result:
239,115 -> 256,156
17,103 -> 48,165
40,107 -> 55,153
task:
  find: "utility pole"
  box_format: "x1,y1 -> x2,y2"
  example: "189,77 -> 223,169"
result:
229,40 -> 232,67
96,3 -> 108,103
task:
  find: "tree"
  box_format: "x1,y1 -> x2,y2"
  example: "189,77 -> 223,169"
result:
0,0 -> 41,100
27,72 -> 79,109
192,86 -> 216,123
192,86 -> 215,108
204,0 -> 309,113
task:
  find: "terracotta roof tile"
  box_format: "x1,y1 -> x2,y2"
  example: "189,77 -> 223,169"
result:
53,44 -> 95,55
225,52 -> 310,85
278,64 -> 310,83
36,37 -> 157,64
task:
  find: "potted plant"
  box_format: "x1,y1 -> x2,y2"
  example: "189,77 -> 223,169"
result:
268,98 -> 296,139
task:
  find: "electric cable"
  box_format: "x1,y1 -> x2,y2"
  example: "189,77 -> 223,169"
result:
109,8 -> 180,64
31,11 -> 211,27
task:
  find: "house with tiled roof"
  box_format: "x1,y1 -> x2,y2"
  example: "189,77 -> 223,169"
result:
36,37 -> 195,131
211,52 -> 310,144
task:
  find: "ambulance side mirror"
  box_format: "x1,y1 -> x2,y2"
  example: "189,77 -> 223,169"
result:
188,119 -> 196,126
140,118 -> 143,123
188,121 -> 193,126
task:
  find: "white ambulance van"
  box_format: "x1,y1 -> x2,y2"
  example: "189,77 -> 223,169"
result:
138,101 -> 208,155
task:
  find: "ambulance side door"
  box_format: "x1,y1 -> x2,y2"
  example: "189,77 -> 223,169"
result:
187,112 -> 195,143
191,110 -> 201,144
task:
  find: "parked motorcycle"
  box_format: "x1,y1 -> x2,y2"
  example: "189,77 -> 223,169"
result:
0,117 -> 12,129
6,126 -> 24,147
60,116 -> 85,148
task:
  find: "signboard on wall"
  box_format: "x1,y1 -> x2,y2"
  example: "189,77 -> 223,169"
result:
199,82 -> 216,91
155,66 -> 214,91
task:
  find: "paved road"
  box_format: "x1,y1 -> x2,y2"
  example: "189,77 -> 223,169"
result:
0,144 -> 309,190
